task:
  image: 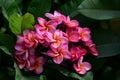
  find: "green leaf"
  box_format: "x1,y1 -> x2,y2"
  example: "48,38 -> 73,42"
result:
14,62 -> 23,80
59,0 -> 84,18
48,63 -> 93,80
40,75 -> 47,80
92,29 -> 120,57
0,0 -> 22,19
59,67 -> 93,80
21,13 -> 35,31
97,43 -> 120,57
27,0 -> 51,18
82,71 -> 93,80
78,9 -> 120,20
78,0 -> 120,20
0,46 -> 12,56
0,33 -> 15,52
8,13 -> 23,35
8,12 -> 35,35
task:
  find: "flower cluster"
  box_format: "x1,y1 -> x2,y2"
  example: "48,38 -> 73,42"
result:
14,11 -> 98,75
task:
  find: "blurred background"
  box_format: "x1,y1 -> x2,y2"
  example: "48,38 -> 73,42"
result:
0,0 -> 120,80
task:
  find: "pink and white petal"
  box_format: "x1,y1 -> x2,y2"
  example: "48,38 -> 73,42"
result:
60,43 -> 68,50
50,45 -> 58,53
54,30 -> 61,38
62,50 -> 71,59
38,57 -> 46,65
54,11 -> 63,16
34,24 -> 46,31
69,32 -> 79,42
28,66 -> 35,71
71,20 -> 79,26
35,66 -> 43,74
45,13 -> 54,19
78,56 -> 84,65
28,31 -> 34,38
89,44 -> 99,56
48,25 -> 56,33
17,34 -> 24,43
18,63 -> 25,69
15,51 -> 24,55
73,64 -> 81,72
25,42 -> 34,48
47,20 -> 58,28
82,33 -> 91,41
26,60 -> 31,69
17,34 -> 23,39
51,41 -> 61,48
45,32 -> 55,42
38,17 -> 46,27
16,39 -> 24,45
78,68 -> 87,75
74,63 -> 86,75
47,50 -> 58,57
53,55 -> 63,64
83,62 -> 92,71
83,28 -> 91,33
66,16 -> 70,22
15,44 -> 25,51
84,40 -> 93,46
61,37 -> 68,44
29,57 -> 36,65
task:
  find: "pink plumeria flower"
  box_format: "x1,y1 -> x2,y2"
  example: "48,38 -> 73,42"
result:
45,11 -> 64,24
14,51 -> 26,69
84,40 -> 98,56
45,30 -> 68,48
15,34 -> 27,52
47,44 -> 71,64
15,33 -> 35,69
77,27 -> 91,42
66,28 -> 79,42
14,47 -> 35,69
63,16 -> 79,28
69,46 -> 87,61
35,17 -> 58,34
29,57 -> 46,74
23,30 -> 40,48
73,56 -> 91,75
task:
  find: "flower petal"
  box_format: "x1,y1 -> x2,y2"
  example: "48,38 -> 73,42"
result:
47,49 -> 58,57
53,54 -> 63,64
82,32 -> 91,41
69,31 -> 79,42
38,17 -> 46,27
73,62 -> 87,75
78,68 -> 87,75
89,44 -> 98,56
15,44 -> 25,51
68,20 -> 79,28
45,13 -> 54,19
35,66 -> 43,74
78,56 -> 84,65
45,32 -> 55,42
62,50 -> 71,59
51,41 -> 61,48
83,62 -> 91,71
18,63 -> 25,69
54,11 -> 63,16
